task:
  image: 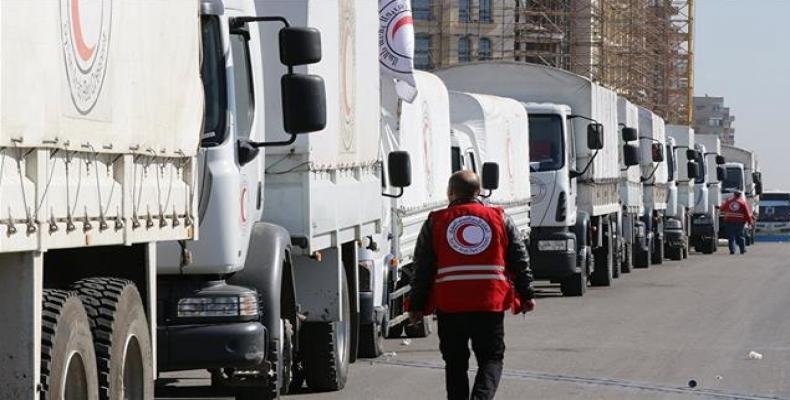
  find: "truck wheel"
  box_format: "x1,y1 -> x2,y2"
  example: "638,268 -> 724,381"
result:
621,244 -> 633,274
560,270 -> 586,297
633,242 -> 650,269
301,273 -> 351,391
280,319 -> 294,395
358,321 -> 384,358
40,290 -> 100,400
71,278 -> 153,400
590,240 -> 613,287
702,237 -> 716,254
652,238 -> 665,264
405,315 -> 432,338
667,246 -> 683,261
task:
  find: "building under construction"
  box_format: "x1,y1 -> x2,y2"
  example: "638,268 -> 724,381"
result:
413,0 -> 694,124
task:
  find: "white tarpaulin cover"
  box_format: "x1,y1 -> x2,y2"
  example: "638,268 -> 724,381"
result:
638,107 -> 669,184
378,0 -> 418,102
449,91 -> 531,211
381,71 -> 452,212
617,96 -> 643,211
1,0 -> 203,156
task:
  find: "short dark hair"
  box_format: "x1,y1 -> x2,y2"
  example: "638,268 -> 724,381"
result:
448,170 -> 481,199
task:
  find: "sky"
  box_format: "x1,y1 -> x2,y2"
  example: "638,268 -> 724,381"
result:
694,0 -> 790,191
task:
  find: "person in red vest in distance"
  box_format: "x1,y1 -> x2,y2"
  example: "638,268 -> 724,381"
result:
409,170 -> 535,400
720,190 -> 755,255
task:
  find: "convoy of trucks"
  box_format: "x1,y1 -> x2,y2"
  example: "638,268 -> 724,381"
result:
0,2 -> 769,399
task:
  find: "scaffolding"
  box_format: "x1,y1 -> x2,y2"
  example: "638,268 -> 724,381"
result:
414,0 -> 694,125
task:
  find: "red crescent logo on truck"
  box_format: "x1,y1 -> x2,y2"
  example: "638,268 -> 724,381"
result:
61,0 -> 112,115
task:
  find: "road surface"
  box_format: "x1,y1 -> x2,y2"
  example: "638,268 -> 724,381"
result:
157,243 -> 790,400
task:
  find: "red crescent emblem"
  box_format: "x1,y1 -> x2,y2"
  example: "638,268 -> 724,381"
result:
390,15 -> 413,40
71,0 -> 95,62
455,223 -> 476,247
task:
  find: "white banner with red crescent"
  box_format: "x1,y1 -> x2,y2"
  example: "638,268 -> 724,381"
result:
379,0 -> 418,102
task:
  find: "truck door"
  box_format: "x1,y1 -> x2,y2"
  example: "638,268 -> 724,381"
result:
229,26 -> 265,246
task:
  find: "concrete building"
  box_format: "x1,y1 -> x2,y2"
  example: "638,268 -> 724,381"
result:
412,0 -> 515,70
692,96 -> 736,145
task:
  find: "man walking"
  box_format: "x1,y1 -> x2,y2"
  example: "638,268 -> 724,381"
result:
409,170 -> 535,400
720,190 -> 754,255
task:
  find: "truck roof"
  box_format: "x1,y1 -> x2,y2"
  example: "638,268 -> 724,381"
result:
524,102 -> 571,115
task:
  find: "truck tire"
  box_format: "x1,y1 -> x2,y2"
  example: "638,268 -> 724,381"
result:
40,289 -> 100,400
667,246 -> 683,261
358,321 -> 384,358
301,273 -> 351,391
560,270 -> 586,297
405,315 -> 432,338
701,237 -> 716,254
71,278 -> 153,400
590,238 -> 613,287
651,237 -> 665,264
633,241 -> 651,269
621,244 -> 633,274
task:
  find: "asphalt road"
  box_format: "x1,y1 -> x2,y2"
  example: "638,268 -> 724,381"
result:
157,243 -> 790,400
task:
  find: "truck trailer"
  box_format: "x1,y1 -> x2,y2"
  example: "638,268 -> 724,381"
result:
616,97 -> 644,273
1,2 -> 203,398
437,62 -> 624,296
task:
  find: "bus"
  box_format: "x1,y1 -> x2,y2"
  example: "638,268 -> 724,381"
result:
755,191 -> 790,242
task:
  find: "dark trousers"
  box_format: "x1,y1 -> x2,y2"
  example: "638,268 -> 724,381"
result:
437,311 -> 505,400
725,222 -> 746,254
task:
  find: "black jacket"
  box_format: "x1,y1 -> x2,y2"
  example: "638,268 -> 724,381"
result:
410,199 -> 535,312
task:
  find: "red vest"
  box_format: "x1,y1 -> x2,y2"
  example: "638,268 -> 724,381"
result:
721,196 -> 752,224
428,202 -> 515,313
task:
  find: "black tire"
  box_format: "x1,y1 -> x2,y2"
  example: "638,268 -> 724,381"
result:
667,246 -> 683,261
560,270 -> 586,297
405,316 -> 431,338
235,386 -> 275,400
652,237 -> 664,264
358,322 -> 384,358
385,320 -> 404,339
590,239 -> 613,287
71,278 -> 153,400
633,241 -> 651,269
701,237 -> 716,254
621,244 -> 633,274
40,290 -> 100,400
301,273 -> 351,391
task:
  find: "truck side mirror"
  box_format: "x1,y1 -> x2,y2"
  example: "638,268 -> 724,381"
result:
621,127 -> 638,142
752,172 -> 761,184
651,142 -> 664,162
388,151 -> 412,188
237,139 -> 260,167
281,74 -> 327,134
717,166 -> 727,181
687,162 -> 700,179
279,27 -> 322,66
587,123 -> 604,150
623,144 -> 640,167
756,182 -> 763,195
716,155 -> 725,165
481,162 -> 500,191
686,149 -> 697,160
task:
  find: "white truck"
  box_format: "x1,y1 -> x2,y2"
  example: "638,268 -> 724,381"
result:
1,2 -> 203,399
437,62 -> 623,297
665,125 -> 701,260
448,91 -> 532,235
721,144 -> 763,244
691,134 -> 727,254
374,70 -> 454,348
637,107 -> 669,266
156,0 -> 405,397
616,97 -> 645,273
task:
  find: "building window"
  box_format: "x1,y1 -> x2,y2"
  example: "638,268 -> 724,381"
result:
458,0 -> 471,22
413,0 -> 432,20
479,37 -> 492,60
415,34 -> 433,70
480,0 -> 492,22
458,36 -> 471,62
708,118 -> 722,127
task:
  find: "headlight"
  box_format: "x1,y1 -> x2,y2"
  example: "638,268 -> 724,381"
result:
537,239 -> 574,252
177,292 -> 259,318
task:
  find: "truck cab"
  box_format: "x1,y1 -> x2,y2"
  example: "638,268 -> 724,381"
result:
158,0 -> 329,397
691,134 -> 726,254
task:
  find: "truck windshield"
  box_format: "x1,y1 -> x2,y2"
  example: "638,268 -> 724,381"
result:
528,114 -> 564,172
759,205 -> 790,222
200,16 -> 226,147
722,167 -> 744,192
